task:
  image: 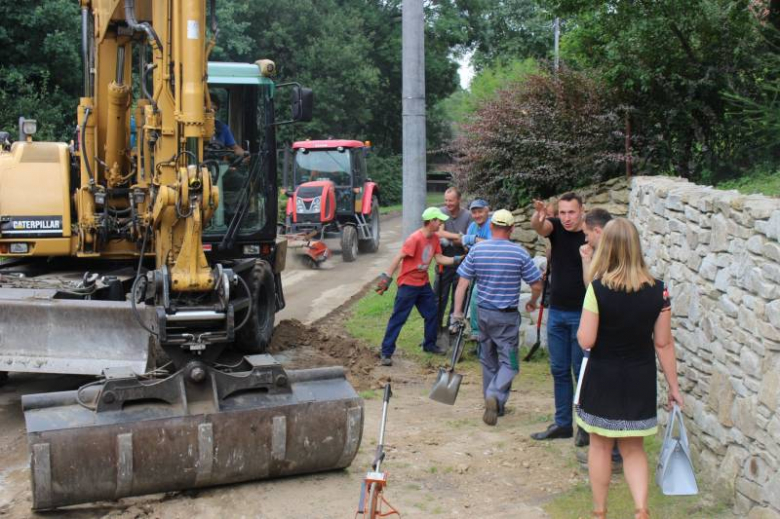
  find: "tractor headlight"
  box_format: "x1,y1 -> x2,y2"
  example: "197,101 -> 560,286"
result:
296,197 -> 306,213
10,243 -> 29,254
310,196 -> 321,213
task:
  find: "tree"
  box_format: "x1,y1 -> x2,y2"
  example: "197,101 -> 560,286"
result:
543,0 -> 773,181
0,0 -> 81,141
451,68 -> 624,208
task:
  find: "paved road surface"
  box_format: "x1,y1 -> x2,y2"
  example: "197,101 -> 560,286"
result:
277,213 -> 402,323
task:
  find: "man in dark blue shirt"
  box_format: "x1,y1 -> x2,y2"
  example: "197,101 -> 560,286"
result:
211,95 -> 245,155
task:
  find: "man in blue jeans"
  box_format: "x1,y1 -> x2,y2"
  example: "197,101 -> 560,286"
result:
530,192 -> 587,442
375,207 -> 463,366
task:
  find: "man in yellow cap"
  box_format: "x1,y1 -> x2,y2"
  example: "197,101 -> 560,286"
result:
452,209 -> 543,425
375,207 -> 465,366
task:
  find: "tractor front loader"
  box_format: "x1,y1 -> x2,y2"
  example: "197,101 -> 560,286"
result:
0,0 -> 362,509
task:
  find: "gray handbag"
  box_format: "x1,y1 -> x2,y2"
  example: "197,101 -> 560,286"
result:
656,404 -> 699,495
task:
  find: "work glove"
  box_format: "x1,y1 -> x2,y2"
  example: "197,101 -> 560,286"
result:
453,255 -> 464,266
440,237 -> 452,248
375,273 -> 392,295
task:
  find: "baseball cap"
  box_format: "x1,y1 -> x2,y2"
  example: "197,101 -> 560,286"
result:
491,209 -> 515,227
469,199 -> 489,210
422,207 -> 449,222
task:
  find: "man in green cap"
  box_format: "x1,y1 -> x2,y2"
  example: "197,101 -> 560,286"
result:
375,207 -> 465,366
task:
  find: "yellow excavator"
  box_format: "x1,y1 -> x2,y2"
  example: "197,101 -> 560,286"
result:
0,0 -> 363,510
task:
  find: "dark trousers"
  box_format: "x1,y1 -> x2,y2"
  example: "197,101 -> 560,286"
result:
433,266 -> 459,330
547,307 -> 585,428
380,284 -> 438,357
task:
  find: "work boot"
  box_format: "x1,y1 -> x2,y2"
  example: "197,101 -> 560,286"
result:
531,423 -> 573,440
435,332 -> 451,352
380,356 -> 393,366
575,427 -> 590,447
483,396 -> 499,426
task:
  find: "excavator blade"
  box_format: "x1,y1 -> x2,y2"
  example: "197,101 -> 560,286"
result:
22,358 -> 364,510
0,289 -> 155,376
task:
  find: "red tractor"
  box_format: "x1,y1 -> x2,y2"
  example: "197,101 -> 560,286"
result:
283,139 -> 380,265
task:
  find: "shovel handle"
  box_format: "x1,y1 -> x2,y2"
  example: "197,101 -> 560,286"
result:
535,303 -> 545,328
382,383 -> 393,403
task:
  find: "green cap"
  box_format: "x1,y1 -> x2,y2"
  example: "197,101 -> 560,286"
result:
421,207 -> 449,222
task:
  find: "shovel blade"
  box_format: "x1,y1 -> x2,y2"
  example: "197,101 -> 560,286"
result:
428,367 -> 463,405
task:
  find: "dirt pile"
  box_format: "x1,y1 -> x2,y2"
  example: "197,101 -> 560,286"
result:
269,319 -> 378,390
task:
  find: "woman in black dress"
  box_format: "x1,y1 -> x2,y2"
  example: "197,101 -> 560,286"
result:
575,218 -> 683,519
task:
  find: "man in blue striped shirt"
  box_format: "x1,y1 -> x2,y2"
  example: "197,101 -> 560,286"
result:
453,209 -> 543,426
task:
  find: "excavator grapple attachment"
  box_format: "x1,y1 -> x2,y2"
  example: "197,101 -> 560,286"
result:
0,289 -> 156,376
22,355 -> 363,510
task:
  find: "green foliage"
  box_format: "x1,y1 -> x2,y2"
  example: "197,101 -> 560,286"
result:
0,0 -> 81,140
213,0 -> 464,153
367,153 -> 403,206
466,0 -> 556,69
451,68 -> 624,208
543,0 -> 778,182
717,167 -> 780,197
441,58 -> 540,124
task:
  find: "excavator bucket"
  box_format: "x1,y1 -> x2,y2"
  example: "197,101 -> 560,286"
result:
22,356 -> 363,510
0,288 -> 156,376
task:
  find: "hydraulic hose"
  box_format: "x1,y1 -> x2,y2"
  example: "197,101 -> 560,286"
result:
81,108 -> 94,184
125,0 -> 163,53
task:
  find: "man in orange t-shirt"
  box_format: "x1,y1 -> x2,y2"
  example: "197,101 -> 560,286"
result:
375,207 -> 464,366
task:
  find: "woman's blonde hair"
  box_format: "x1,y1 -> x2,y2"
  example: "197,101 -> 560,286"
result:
588,218 -> 655,292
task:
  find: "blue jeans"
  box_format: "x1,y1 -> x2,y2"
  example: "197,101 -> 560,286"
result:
381,284 -> 438,357
547,307 -> 585,428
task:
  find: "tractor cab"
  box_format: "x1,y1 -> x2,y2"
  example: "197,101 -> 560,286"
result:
282,139 -> 380,263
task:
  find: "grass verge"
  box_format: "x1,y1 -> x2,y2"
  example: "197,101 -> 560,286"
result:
344,276 -> 732,519
343,270 -> 551,385
380,193 -> 443,215
544,435 -> 732,519
717,169 -> 780,197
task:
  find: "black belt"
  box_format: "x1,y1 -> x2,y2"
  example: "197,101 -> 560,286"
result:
478,305 -> 518,313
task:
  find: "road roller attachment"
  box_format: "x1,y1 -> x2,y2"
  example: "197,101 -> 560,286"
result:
22,354 -> 364,510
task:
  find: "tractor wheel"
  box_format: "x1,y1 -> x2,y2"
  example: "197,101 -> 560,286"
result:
358,196 -> 381,253
341,225 -> 359,262
235,260 -> 276,354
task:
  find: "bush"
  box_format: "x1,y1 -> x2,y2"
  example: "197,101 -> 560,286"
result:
367,152 -> 402,206
450,67 -> 625,209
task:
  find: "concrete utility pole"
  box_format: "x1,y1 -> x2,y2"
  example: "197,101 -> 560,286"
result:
402,0 -> 427,239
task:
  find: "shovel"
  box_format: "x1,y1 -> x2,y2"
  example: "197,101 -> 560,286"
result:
429,323 -> 467,405
429,286 -> 472,405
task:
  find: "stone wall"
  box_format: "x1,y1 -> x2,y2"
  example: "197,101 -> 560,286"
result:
629,176 -> 780,517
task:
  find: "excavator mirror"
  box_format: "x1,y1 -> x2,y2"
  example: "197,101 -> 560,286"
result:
292,86 -> 313,123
